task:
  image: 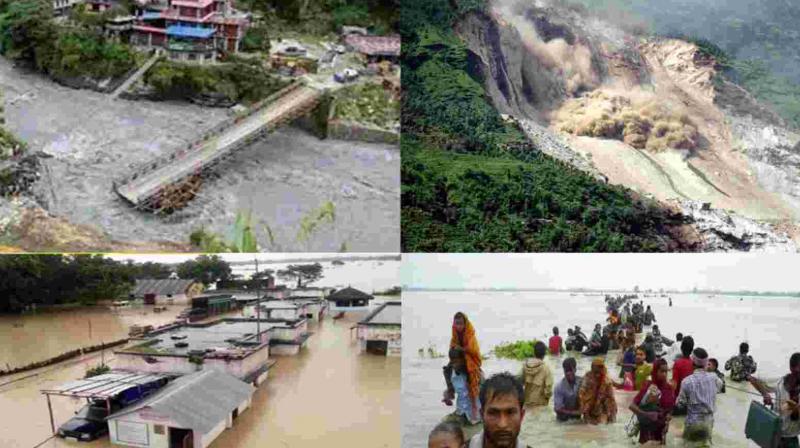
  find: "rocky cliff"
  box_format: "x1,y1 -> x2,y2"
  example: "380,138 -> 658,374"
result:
454,0 -> 800,251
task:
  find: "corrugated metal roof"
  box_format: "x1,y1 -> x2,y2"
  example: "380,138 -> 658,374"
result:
133,279 -> 197,296
166,25 -> 215,39
326,286 -> 373,302
107,370 -> 254,433
41,371 -> 175,399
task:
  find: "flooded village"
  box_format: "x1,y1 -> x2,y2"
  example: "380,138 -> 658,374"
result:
0,0 -> 400,252
0,254 -> 401,448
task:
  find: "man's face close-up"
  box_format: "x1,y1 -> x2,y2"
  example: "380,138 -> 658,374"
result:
483,392 -> 524,448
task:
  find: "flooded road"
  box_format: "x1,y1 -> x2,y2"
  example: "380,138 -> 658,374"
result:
402,291 -> 800,447
0,58 -> 399,251
0,305 -> 183,369
0,301 -> 400,448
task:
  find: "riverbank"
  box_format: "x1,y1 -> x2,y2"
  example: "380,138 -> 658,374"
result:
0,55 -> 400,252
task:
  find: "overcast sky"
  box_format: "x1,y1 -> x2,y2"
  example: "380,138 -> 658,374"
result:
402,254 -> 800,292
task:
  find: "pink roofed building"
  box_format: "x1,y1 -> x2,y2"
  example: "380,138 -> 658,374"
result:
131,0 -> 250,63
343,34 -> 401,63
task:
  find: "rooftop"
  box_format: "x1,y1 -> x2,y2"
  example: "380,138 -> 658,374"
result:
120,319 -> 295,356
133,279 -> 198,296
326,286 -> 373,302
166,25 -> 215,39
107,369 -> 254,434
344,35 -> 401,57
41,371 -> 175,400
359,301 -> 401,326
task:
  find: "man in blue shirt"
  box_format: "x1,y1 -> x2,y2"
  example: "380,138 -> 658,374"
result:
554,357 -> 582,421
444,346 -> 482,425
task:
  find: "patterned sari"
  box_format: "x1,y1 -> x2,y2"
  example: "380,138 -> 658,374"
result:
451,313 -> 482,416
579,357 -> 618,424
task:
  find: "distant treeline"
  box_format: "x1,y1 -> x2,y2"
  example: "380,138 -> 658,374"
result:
0,255 -> 233,313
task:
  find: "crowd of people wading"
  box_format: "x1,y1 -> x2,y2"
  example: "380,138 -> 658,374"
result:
427,298 -> 800,448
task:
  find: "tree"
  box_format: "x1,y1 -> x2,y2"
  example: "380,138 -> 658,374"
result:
176,255 -> 232,286
0,0 -> 55,63
277,263 -> 324,288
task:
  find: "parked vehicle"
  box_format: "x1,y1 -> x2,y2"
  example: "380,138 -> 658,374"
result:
57,402 -> 118,441
278,44 -> 307,57
334,68 -> 359,83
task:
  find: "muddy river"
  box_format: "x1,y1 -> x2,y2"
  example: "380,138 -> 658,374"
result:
402,291 -> 800,447
0,58 -> 399,252
0,300 -> 399,447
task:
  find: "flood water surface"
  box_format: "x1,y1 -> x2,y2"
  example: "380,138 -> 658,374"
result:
0,305 -> 183,369
0,301 -> 400,448
402,291 -> 800,447
0,58 -> 399,251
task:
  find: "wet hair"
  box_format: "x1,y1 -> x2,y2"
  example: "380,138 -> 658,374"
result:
479,372 -> 524,412
567,328 -> 574,336
563,357 -> 577,372
681,336 -> 695,357
534,341 -> 546,359
791,352 -> 800,370
676,332 -> 683,341
644,334 -> 654,343
709,358 -> 719,370
553,326 -> 559,335
693,347 -> 709,361
454,312 -> 466,323
740,342 -> 749,354
449,346 -> 465,361
428,421 -> 465,446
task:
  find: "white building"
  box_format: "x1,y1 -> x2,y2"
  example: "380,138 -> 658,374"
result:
53,0 -> 84,14
356,302 -> 401,356
106,369 -> 254,448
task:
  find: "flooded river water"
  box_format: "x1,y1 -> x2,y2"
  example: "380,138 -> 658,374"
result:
0,305 -> 183,369
0,300 -> 399,448
402,291 -> 800,447
0,58 -> 399,251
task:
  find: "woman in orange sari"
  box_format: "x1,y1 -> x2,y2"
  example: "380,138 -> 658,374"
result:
579,357 -> 618,424
450,312 -> 482,417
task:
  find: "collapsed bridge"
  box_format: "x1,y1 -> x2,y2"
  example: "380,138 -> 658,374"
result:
113,81 -> 325,213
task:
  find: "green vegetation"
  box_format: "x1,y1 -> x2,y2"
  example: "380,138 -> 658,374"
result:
278,263 -> 324,288
493,340 -> 540,360
0,254 -> 235,313
373,286 -> 401,296
0,0 -> 136,81
240,25 -> 271,53
85,364 -> 111,378
235,0 -> 399,35
401,0 -> 685,252
146,58 -> 287,104
334,83 -> 399,129
297,201 -> 336,244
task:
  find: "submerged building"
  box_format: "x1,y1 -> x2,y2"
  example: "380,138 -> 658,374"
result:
356,301 -> 401,356
326,286 -> 374,311
131,0 -> 250,63
106,369 -> 254,448
131,279 -> 204,305
115,318 -> 310,384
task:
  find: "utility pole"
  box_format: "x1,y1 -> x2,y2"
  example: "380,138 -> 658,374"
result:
255,256 -> 260,341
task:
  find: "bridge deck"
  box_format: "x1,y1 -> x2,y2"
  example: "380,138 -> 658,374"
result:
114,83 -> 322,208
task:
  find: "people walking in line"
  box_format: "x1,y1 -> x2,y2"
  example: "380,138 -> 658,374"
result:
629,358 -> 676,444
725,342 -> 758,382
579,357 -> 617,424
467,373 -> 532,448
676,348 -> 724,445
554,357 -> 582,422
549,327 -> 564,356
521,341 -> 553,407
706,358 -> 726,394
